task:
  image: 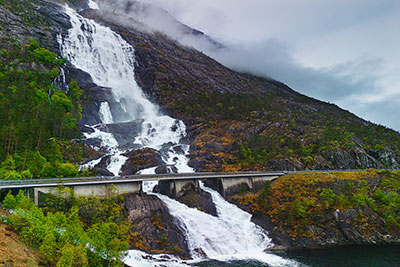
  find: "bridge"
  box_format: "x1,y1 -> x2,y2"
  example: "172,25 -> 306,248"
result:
0,172 -> 285,205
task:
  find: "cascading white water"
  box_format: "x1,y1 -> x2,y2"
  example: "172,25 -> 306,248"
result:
158,185 -> 294,266
98,102 -> 113,124
59,6 -> 193,175
88,0 -> 99,9
124,182 -> 296,266
60,4 -> 294,266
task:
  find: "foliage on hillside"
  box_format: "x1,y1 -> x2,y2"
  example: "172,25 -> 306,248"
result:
0,39 -> 90,179
233,170 -> 400,241
0,207 -> 47,266
0,0 -> 48,26
170,89 -> 400,171
1,187 -> 131,266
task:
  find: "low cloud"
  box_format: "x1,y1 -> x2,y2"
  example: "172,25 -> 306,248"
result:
93,0 -> 400,132
206,40 -> 394,128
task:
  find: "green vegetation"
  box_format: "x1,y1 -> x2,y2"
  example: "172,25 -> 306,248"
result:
234,170 -> 400,239
0,39 -> 85,179
1,187 -> 130,266
0,0 -> 48,26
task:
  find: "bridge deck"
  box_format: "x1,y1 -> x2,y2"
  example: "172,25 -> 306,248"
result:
0,172 -> 285,190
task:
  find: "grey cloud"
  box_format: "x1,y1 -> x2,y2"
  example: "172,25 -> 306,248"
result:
343,94 -> 400,131
208,40 -> 383,103
93,0 -> 400,132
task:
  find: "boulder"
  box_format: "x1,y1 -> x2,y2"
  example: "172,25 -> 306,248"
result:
100,121 -> 143,149
92,155 -> 114,176
120,148 -> 164,175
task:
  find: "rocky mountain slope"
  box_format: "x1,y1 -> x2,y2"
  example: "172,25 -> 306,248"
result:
79,5 -> 400,173
230,170 -> 400,249
1,0 -> 400,174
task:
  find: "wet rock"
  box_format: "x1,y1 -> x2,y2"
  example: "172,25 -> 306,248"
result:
81,125 -> 95,134
176,188 -> 217,217
68,0 -> 91,9
251,211 -> 292,249
159,142 -> 175,158
125,193 -> 190,257
81,138 -> 102,148
187,159 -> 203,171
172,145 -> 185,155
80,86 -> 113,126
155,165 -> 178,174
93,155 -> 114,176
120,148 -> 164,175
101,121 -> 143,149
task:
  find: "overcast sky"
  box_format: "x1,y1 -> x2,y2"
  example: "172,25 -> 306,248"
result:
138,0 -> 400,131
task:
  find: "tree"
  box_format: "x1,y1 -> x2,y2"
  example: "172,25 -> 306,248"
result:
56,243 -> 89,267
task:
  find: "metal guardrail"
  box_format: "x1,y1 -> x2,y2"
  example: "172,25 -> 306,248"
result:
0,169 -> 396,189
0,171 -> 285,189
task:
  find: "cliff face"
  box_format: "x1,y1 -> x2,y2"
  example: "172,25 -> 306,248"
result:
124,193 -> 191,257
2,0 -> 400,173
0,0 -> 70,52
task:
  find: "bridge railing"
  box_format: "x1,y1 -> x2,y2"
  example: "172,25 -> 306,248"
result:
0,171 -> 284,187
2,169 -> 389,187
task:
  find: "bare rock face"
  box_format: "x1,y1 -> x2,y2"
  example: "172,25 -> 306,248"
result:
124,193 -> 190,258
93,155 -> 114,176
0,0 -> 71,53
120,148 -> 164,175
175,187 -> 217,217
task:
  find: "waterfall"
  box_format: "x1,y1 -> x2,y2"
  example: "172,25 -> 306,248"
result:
123,182 -> 297,266
60,4 -> 295,266
59,6 -> 193,175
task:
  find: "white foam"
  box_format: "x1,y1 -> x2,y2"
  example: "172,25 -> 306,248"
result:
99,102 -> 113,124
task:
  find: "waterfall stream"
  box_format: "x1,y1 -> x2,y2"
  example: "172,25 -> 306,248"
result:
59,6 -> 193,175
124,181 -> 296,266
59,4 -> 295,266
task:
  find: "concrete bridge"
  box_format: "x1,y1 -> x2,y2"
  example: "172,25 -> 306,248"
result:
0,172 -> 284,205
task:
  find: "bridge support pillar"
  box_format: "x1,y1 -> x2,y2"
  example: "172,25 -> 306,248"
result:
29,182 -> 143,206
158,179 -> 200,198
205,175 -> 279,197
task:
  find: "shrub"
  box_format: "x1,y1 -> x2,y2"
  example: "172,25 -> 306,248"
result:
2,191 -> 17,209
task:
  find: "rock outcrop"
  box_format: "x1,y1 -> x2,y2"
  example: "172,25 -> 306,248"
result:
120,148 -> 164,175
124,193 -> 190,257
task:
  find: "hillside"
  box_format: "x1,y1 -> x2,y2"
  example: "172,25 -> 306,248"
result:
0,0 -> 400,175
230,170 -> 400,249
79,8 -> 400,173
0,208 -> 47,266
